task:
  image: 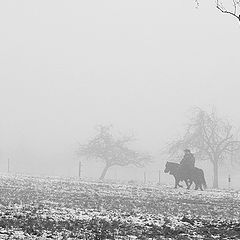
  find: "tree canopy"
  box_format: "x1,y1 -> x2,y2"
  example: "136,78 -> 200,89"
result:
78,125 -> 152,180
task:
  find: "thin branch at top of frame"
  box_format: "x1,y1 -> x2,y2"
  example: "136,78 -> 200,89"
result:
216,0 -> 240,21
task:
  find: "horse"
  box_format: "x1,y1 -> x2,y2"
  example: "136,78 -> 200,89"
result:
164,161 -> 207,191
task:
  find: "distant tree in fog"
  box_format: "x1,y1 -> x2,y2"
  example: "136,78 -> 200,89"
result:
78,125 -> 152,180
167,108 -> 240,188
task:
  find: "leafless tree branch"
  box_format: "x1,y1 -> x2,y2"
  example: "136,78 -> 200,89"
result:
216,0 -> 240,21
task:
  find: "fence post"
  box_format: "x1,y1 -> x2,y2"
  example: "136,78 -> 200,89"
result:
79,161 -> 81,179
144,172 -> 146,184
8,158 -> 10,173
228,174 -> 231,189
158,170 -> 161,185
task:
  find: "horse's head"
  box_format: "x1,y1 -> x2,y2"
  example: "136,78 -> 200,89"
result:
164,161 -> 179,175
164,162 -> 171,173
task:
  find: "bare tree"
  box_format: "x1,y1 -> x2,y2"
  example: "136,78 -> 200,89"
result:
167,108 -> 240,188
78,125 -> 152,180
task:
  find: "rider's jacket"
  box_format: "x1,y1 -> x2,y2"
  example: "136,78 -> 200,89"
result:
180,153 -> 195,169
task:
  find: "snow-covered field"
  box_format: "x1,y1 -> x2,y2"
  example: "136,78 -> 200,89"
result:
0,174 -> 239,239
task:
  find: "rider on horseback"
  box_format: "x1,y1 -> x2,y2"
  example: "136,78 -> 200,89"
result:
165,149 -> 206,190
180,149 -> 195,169
179,149 -> 195,185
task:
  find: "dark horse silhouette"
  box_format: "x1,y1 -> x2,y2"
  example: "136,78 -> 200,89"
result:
164,161 -> 207,190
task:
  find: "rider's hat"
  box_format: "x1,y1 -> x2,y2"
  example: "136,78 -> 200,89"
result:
184,149 -> 191,153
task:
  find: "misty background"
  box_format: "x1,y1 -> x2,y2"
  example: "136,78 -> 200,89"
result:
0,1 -> 240,187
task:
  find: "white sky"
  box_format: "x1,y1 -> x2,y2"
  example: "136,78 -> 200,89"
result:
0,1 -> 240,179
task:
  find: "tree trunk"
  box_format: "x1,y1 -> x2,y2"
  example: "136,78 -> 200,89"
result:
212,160 -> 219,189
99,164 -> 110,180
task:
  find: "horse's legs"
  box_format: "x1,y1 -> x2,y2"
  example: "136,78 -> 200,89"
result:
178,178 -> 183,187
187,179 -> 193,190
174,177 -> 178,188
194,181 -> 200,190
185,180 -> 190,189
174,177 -> 182,188
189,179 -> 193,188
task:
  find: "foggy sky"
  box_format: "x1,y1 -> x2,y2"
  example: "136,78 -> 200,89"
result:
0,1 -> 240,179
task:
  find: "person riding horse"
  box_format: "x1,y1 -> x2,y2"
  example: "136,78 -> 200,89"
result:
180,149 -> 195,169
179,149 -> 195,182
164,149 -> 207,190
